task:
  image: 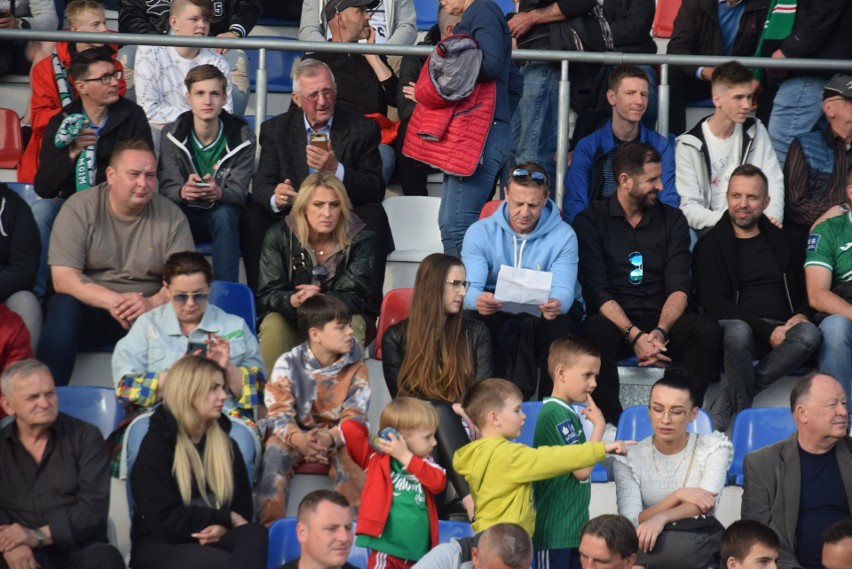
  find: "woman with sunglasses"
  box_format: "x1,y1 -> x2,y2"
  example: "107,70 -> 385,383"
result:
382,253 -> 492,519
110,251 -> 265,474
130,356 -> 268,569
257,171 -> 376,372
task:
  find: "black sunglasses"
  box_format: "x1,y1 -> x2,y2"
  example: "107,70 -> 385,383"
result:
510,168 -> 547,186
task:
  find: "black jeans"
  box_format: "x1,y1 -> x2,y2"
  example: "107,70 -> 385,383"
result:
0,542 -> 124,569
582,313 -> 722,424
130,523 -> 268,569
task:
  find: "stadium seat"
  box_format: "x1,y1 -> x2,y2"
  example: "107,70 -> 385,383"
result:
4,182 -> 38,206
56,386 -> 123,439
438,519 -> 474,543
374,288 -> 413,360
652,0 -> 682,38
492,0 -> 515,16
414,0 -> 438,30
479,200 -> 502,219
0,108 -> 23,169
727,407 -> 795,486
244,38 -> 303,92
616,404 -> 714,442
383,196 -> 443,263
209,280 -> 257,337
267,517 -> 369,569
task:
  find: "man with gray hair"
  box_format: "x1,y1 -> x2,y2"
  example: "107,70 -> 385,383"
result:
0,360 -> 124,569
240,58 -> 390,305
412,523 -> 533,569
578,514 -> 638,569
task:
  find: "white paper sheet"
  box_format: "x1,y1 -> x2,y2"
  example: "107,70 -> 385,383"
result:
493,265 -> 552,316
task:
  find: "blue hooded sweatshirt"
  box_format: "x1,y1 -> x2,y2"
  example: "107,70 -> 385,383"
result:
461,199 -> 578,315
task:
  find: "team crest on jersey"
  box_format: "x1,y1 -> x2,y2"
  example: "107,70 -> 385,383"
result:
556,419 -> 579,445
807,234 -> 821,252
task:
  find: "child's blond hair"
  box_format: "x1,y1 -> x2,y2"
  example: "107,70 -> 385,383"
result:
462,378 -> 522,429
379,397 -> 439,432
65,0 -> 104,25
546,335 -> 601,379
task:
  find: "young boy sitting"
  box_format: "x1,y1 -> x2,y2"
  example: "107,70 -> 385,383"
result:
258,295 -> 370,526
453,378 -> 632,536
342,398 -> 446,569
134,0 -> 233,128
158,64 -> 254,283
720,519 -> 780,569
533,336 -> 606,567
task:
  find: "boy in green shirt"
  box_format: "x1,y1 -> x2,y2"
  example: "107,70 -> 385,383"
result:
533,336 -> 606,568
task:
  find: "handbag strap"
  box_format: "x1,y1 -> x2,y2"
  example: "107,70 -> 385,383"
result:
682,433 -> 699,487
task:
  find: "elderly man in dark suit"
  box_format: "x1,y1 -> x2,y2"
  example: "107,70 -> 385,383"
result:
742,372 -> 852,569
240,58 -> 391,306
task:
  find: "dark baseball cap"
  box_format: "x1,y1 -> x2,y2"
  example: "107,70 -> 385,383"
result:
324,0 -> 380,21
823,74 -> 852,100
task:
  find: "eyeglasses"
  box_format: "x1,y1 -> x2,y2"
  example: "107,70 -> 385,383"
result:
510,168 -> 547,186
172,292 -> 209,304
628,251 -> 643,285
80,70 -> 122,85
312,265 -> 329,291
446,279 -> 471,291
302,87 -> 335,103
649,406 -> 689,420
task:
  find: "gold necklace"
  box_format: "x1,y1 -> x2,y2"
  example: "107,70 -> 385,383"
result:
651,433 -> 691,477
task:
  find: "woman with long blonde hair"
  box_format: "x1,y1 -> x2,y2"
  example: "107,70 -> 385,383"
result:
129,356 -> 267,569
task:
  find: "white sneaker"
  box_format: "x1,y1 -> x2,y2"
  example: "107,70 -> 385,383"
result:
603,423 -> 617,443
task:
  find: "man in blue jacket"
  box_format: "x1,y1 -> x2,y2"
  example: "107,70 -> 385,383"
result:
563,65 -> 678,224
462,162 -> 580,399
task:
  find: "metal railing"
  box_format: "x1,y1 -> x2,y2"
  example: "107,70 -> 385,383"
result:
3,28 -> 852,205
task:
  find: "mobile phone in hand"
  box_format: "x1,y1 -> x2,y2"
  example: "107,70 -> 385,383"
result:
309,133 -> 329,151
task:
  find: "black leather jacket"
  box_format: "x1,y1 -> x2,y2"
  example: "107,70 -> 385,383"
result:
381,318 -> 493,399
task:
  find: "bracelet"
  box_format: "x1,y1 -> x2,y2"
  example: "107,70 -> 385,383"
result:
653,326 -> 670,343
624,322 -> 634,340
630,331 -> 645,347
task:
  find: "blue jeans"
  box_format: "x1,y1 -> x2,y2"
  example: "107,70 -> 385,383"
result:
36,293 -> 128,386
378,143 -> 396,186
30,198 -> 65,299
517,62 -> 559,185
439,120 -> 511,257
818,314 -> 852,404
769,77 -> 827,168
181,203 -> 241,282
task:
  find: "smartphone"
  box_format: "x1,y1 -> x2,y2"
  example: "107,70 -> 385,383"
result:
309,133 -> 329,151
195,180 -> 210,187
187,341 -> 208,356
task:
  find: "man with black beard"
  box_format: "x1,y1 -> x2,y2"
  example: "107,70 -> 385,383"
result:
573,141 -> 721,427
693,164 -> 821,431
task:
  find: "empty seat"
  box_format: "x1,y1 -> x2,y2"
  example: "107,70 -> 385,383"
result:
56,385 -> 123,439
374,288 -> 413,360
244,39 -> 303,92
4,182 -> 38,206
0,108 -> 23,169
414,0 -> 438,30
209,280 -> 257,337
383,196 -> 443,263
438,519 -> 474,543
616,404 -> 714,442
727,407 -> 795,486
479,199 -> 502,219
652,0 -> 683,38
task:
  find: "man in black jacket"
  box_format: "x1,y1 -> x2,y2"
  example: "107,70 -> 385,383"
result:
693,164 -> 821,431
666,0 -> 769,134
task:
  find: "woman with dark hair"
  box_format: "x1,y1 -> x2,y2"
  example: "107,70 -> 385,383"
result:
130,356 -> 267,569
613,366 -> 733,569
257,171 -> 376,372
382,253 -> 492,518
109,251 -> 265,474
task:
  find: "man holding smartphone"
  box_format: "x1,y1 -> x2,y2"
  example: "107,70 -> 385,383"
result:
158,64 -> 255,282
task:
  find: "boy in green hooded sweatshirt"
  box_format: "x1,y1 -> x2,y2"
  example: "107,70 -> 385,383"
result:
453,378 -> 633,536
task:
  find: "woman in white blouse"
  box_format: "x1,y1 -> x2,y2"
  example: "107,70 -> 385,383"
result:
613,367 -> 733,569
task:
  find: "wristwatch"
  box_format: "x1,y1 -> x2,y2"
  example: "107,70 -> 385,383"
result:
33,528 -> 45,549
840,203 -> 850,213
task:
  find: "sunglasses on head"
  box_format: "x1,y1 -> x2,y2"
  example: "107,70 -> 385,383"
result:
510,168 -> 547,186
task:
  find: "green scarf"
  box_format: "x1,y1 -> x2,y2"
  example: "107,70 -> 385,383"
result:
753,0 -> 797,83
54,113 -> 96,192
51,51 -> 73,108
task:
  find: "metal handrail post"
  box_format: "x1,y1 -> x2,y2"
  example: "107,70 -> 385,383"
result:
556,59 -> 570,208
659,63 -> 669,138
254,48 -> 268,168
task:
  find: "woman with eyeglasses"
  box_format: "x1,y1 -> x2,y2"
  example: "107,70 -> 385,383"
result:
257,171 -> 376,372
129,356 -> 268,569
110,251 -> 265,475
382,253 -> 492,519
613,367 -> 733,569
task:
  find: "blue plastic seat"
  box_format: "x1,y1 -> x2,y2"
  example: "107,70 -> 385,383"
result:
492,0 -> 515,16
209,280 -> 257,337
267,517 -> 368,569
512,401 -> 608,482
438,519 -> 474,543
616,404 -> 714,442
727,407 -> 795,486
244,38 -> 303,92
56,385 -> 123,439
414,0 -> 438,30
4,182 -> 39,206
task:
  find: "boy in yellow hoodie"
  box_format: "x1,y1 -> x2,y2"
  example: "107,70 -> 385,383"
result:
453,378 -> 632,535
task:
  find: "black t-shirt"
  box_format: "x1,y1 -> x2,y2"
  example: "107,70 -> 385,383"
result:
734,234 -> 790,322
796,445 -> 851,569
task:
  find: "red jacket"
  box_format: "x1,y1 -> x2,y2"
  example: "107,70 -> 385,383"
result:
18,41 -> 126,183
402,41 -> 495,177
340,420 -> 446,548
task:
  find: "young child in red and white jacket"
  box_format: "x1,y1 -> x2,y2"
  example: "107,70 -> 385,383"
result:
340,398 -> 447,569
